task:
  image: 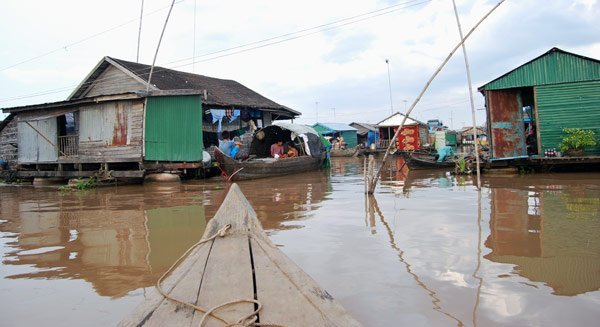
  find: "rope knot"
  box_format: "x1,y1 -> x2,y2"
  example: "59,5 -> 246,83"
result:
218,224 -> 231,237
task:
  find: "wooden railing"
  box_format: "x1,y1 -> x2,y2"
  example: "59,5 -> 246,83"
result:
58,135 -> 79,156
378,139 -> 392,149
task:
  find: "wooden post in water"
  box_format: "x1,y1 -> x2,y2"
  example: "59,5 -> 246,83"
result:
452,0 -> 482,189
366,0 -> 505,194
363,155 -> 368,194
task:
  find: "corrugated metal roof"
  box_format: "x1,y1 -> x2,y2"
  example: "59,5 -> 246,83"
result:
312,122 -> 357,132
350,122 -> 377,134
480,48 -> 600,91
376,112 -> 423,127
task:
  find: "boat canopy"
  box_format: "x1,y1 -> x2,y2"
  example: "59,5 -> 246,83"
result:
250,123 -> 324,158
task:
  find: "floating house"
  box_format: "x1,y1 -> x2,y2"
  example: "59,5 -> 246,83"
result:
376,112 -> 428,151
0,114 -> 16,169
311,122 -> 358,148
350,122 -> 378,147
1,56 -> 299,179
458,126 -> 487,145
479,47 -> 600,160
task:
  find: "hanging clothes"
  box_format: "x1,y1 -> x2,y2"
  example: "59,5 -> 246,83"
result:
210,109 -> 226,133
230,109 -> 240,122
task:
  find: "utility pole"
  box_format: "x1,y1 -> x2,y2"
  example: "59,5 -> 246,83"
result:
385,59 -> 394,115
315,101 -> 319,122
332,108 -> 336,120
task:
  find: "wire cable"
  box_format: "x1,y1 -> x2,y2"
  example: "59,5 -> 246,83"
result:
0,0 -> 186,72
0,0 -> 431,104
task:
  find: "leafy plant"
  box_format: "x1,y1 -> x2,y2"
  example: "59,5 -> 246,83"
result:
74,177 -> 97,190
558,128 -> 597,152
58,177 -> 97,192
454,156 -> 468,175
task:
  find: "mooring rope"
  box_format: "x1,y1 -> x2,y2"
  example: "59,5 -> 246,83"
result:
155,223 -> 285,327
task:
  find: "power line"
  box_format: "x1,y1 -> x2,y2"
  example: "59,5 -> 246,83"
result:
166,0 -> 431,67
0,0 -> 186,72
0,0 -> 431,104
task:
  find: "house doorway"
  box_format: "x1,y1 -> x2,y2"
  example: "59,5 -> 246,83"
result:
57,112 -> 79,156
520,88 -> 538,155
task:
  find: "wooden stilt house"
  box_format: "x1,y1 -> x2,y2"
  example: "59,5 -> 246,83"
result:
1,57 -> 300,180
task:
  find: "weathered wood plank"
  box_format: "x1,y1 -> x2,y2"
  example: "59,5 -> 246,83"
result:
192,234 -> 255,327
119,244 -> 208,327
17,171 -> 92,178
251,237 -> 361,327
143,241 -> 213,326
204,184 -> 262,237
84,65 -> 146,98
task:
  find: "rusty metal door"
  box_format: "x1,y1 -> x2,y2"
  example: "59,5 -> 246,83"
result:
487,90 -> 526,158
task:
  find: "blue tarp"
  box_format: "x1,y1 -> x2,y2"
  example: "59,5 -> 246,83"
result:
437,146 -> 454,162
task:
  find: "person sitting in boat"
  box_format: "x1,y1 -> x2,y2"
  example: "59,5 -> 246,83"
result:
230,137 -> 249,161
286,142 -> 299,158
338,135 -> 347,150
270,140 -> 285,158
218,130 -> 235,157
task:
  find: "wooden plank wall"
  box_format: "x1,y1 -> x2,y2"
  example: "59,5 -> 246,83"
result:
78,100 -> 144,162
0,118 -> 18,168
84,65 -> 146,98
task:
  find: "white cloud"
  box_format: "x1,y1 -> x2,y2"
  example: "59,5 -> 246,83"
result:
1,0 -> 599,126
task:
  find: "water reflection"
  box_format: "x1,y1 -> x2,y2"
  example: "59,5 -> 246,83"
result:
484,176 -> 600,296
1,186 -> 208,297
0,171 -> 332,299
365,194 -> 465,326
1,158 -> 599,326
233,170 -> 332,231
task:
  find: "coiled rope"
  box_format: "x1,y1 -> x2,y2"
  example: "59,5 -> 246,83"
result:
155,223 -> 284,327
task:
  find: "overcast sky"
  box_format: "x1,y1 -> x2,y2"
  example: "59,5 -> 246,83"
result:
1,0 -> 598,129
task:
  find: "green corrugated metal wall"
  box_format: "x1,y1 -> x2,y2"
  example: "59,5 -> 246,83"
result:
145,95 -> 203,161
536,80 -> 600,155
484,51 -> 600,91
341,130 -> 358,148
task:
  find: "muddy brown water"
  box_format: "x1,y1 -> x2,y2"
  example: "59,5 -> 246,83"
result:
1,157 -> 599,326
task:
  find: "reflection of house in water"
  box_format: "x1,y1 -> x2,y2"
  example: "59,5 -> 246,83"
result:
223,171 -> 332,231
485,186 -> 600,295
1,189 -> 206,298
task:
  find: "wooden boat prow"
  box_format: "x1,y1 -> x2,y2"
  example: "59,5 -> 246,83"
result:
120,184 -> 360,327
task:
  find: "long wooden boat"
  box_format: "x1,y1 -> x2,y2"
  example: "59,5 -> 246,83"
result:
214,147 -> 323,181
330,148 -> 358,157
120,184 -> 360,327
404,152 -> 455,170
214,123 -> 326,181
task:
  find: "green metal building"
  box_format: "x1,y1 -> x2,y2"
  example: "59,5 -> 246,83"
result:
478,47 -> 600,159
311,123 -> 358,149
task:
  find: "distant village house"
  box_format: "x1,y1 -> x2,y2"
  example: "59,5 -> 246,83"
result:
376,112 -> 428,151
